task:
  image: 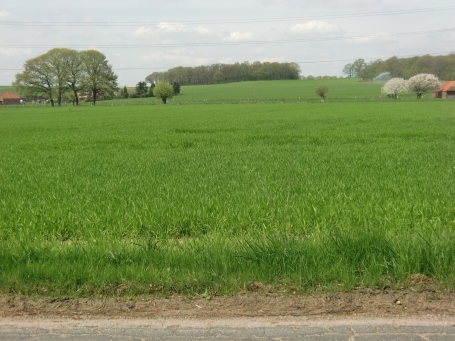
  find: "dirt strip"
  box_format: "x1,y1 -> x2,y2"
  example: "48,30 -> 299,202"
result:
1,288 -> 454,319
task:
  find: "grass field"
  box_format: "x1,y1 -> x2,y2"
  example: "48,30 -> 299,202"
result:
0,85 -> 15,93
4,78 -> 410,106
177,78 -> 384,102
0,88 -> 454,297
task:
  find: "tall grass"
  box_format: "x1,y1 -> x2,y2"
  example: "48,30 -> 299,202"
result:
0,101 -> 454,296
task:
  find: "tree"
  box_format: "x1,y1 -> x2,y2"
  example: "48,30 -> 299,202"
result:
46,48 -> 71,106
315,85 -> 329,102
80,50 -> 118,105
145,72 -> 162,85
381,78 -> 407,99
135,81 -> 148,97
64,49 -> 84,106
153,82 -> 174,104
148,83 -> 155,97
342,63 -> 354,78
352,58 -> 367,79
13,54 -> 57,106
172,81 -> 180,95
407,74 -> 440,99
213,70 -> 225,83
121,86 -> 129,98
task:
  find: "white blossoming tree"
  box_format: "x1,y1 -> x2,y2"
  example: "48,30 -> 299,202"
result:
381,78 -> 407,99
407,74 -> 440,99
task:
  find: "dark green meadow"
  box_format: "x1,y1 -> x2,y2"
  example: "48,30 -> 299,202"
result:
0,98 -> 454,296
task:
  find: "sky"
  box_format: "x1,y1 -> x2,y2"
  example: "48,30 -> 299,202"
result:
1,0 -> 454,86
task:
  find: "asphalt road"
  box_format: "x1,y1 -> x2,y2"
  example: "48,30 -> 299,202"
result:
1,317 -> 454,340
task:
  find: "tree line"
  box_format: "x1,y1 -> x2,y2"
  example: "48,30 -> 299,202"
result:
120,81 -> 181,99
145,61 -> 301,86
14,48 -> 118,106
343,54 -> 455,81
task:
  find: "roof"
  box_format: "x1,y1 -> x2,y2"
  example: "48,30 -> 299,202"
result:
437,81 -> 455,92
0,92 -> 21,99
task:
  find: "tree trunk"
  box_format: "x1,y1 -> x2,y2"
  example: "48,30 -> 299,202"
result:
162,97 -> 167,104
92,90 -> 97,106
73,89 -> 79,106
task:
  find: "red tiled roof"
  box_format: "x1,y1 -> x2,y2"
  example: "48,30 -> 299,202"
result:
438,81 -> 455,92
0,92 -> 21,99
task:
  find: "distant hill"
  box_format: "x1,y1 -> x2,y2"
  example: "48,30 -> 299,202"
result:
126,78 -> 384,103
175,78 -> 383,101
1,78 -> 386,104
0,86 -> 16,93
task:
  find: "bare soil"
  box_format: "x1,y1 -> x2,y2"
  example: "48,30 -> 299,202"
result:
1,278 -> 454,319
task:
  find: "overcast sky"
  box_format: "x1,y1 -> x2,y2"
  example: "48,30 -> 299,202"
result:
1,0 -> 454,86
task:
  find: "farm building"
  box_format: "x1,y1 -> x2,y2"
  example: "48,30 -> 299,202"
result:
0,92 -> 22,105
432,81 -> 455,99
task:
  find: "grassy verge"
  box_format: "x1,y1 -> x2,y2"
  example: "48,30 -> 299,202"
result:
0,101 -> 454,296
1,227 -> 454,297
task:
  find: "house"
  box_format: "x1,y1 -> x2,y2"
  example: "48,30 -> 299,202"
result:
432,81 -> 455,99
0,92 -> 22,105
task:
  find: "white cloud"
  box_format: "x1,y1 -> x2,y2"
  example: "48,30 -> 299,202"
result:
194,25 -> 211,35
290,21 -> 341,34
140,51 -> 211,66
0,48 -> 33,57
133,26 -> 153,36
347,32 -> 398,43
133,22 -> 212,37
222,31 -> 257,42
254,47 -> 267,53
335,0 -> 378,5
156,22 -> 187,33
0,10 -> 12,19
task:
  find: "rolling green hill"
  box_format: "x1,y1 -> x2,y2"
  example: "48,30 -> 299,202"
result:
2,78 -> 401,105
122,78 -> 387,105
0,85 -> 15,93
177,78 -> 383,101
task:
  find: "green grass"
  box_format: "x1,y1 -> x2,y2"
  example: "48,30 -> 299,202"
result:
3,78 -> 386,106
126,78 -> 391,104
0,101 -> 454,297
0,85 -> 15,93
177,78 -> 384,102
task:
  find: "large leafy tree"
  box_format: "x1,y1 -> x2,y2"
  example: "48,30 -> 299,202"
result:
14,48 -> 118,106
145,72 -> 162,85
342,63 -> 354,78
153,82 -> 174,104
407,74 -> 440,99
80,50 -> 118,105
13,53 -> 57,106
46,48 -> 73,107
381,78 -> 407,99
135,81 -> 148,97
352,58 -> 367,79
63,49 -> 84,106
